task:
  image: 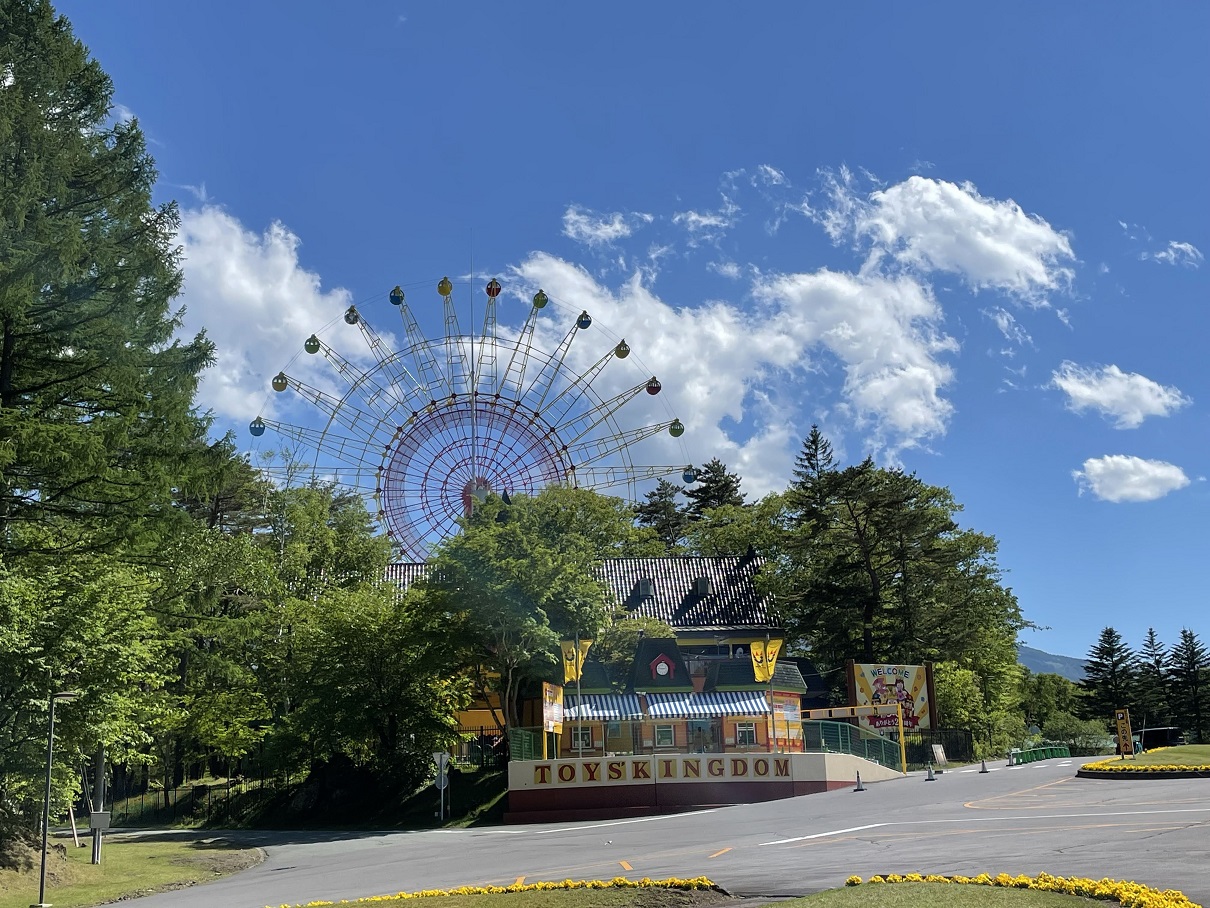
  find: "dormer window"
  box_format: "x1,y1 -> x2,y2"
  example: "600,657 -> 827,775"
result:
637,578 -> 654,598
693,577 -> 711,596
649,654 -> 676,680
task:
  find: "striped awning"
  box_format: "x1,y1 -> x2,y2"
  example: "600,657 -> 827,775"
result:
563,694 -> 644,720
646,691 -> 770,718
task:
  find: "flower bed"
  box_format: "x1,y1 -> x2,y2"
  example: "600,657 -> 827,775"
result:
269,877 -> 719,907
844,872 -> 1201,908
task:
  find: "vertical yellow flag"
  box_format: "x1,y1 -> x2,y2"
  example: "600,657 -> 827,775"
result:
561,640 -> 593,682
764,639 -> 782,681
750,640 -> 767,682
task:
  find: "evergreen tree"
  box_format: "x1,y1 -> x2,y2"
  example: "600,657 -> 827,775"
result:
1169,628 -> 1209,743
634,478 -> 689,550
683,458 -> 745,520
0,0 -> 213,556
1079,627 -> 1136,723
1134,627 -> 1171,729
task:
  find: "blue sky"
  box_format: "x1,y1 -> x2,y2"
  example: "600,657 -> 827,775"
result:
57,2 -> 1208,660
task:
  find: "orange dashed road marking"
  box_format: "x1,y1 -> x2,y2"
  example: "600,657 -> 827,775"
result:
709,848 -> 732,858
619,860 -> 633,871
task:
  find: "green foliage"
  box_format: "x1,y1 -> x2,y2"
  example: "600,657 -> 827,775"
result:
0,551 -> 171,828
283,584 -> 471,782
1168,628 -> 1209,743
424,487 -> 644,730
633,479 -> 689,551
0,0 -> 213,556
685,493 -> 790,559
683,458 -> 746,520
1134,627 -> 1171,728
777,428 -> 1026,675
1018,671 -> 1079,732
1041,710 -> 1110,754
1079,627 -> 1136,723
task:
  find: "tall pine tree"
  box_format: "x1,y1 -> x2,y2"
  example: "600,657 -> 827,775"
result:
683,458 -> 745,520
1169,628 -> 1209,743
1134,627 -> 1171,729
634,478 -> 688,550
1079,627 -> 1136,724
0,0 -> 214,556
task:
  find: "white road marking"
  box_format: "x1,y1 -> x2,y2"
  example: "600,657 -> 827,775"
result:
759,823 -> 886,845
532,808 -> 724,834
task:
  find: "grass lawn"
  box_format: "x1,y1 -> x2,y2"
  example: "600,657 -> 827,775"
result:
1109,743 -> 1210,766
781,883 -> 1142,906
0,836 -> 262,908
269,885 -> 1144,908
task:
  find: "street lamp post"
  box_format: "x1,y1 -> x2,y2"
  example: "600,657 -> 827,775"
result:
36,691 -> 78,908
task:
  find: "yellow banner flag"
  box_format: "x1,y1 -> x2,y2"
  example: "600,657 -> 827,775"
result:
561,639 -> 593,682
750,640 -> 768,682
764,639 -> 782,681
750,639 -> 783,682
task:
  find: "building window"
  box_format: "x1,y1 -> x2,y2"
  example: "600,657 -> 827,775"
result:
736,722 -> 757,746
606,721 -> 621,738
654,725 -> 675,747
572,727 -> 593,750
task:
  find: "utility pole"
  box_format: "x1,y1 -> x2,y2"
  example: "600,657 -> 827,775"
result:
91,744 -> 106,864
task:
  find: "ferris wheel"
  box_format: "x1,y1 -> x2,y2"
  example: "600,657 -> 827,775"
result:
250,276 -> 697,561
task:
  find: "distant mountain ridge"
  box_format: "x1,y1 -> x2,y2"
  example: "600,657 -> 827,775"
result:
1018,644 -> 1086,682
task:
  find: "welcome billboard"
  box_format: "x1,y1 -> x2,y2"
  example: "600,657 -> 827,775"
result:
846,661 -> 937,731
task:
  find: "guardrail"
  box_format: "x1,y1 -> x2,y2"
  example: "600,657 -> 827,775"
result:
1008,745 -> 1071,765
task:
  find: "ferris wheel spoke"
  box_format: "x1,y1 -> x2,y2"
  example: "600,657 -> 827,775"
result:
302,336 -> 415,421
566,419 -> 679,469
567,465 -> 688,489
438,280 -> 473,394
475,282 -> 499,395
389,288 -> 448,398
273,374 -> 389,443
522,311 -> 588,412
535,345 -> 622,428
260,419 -> 381,471
496,291 -> 546,399
546,375 -> 649,446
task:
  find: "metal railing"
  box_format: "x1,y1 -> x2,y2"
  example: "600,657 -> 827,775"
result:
802,720 -> 902,769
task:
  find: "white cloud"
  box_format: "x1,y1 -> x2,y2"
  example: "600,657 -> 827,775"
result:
708,261 -> 742,280
755,270 -> 957,452
1147,240 -> 1203,268
111,103 -> 136,124
818,172 -> 1075,305
983,306 -> 1032,346
562,205 -> 646,247
755,164 -> 787,186
176,206 -> 361,424
1073,455 -> 1190,503
1,65 -> 13,90
1052,362 -> 1191,429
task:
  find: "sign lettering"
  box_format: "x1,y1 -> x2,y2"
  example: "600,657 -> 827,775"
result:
708,758 -> 725,777
534,765 -> 552,785
684,759 -> 701,778
557,764 -> 576,783
731,758 -> 748,777
774,758 -> 790,777
607,761 -> 625,781
583,762 -> 601,782
659,759 -> 677,779
632,760 -> 651,780
754,758 -> 769,777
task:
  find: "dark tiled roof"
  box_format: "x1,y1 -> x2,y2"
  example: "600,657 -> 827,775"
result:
386,554 -> 775,634
595,553 -> 774,632
705,658 -> 808,694
384,562 -> 430,591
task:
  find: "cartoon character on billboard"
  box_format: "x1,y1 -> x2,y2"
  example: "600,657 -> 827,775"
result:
871,676 -> 889,704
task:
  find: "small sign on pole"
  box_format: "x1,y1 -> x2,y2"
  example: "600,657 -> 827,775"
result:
1115,709 -> 1134,758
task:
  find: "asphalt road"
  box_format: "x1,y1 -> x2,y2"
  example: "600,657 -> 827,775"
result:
117,758 -> 1210,907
